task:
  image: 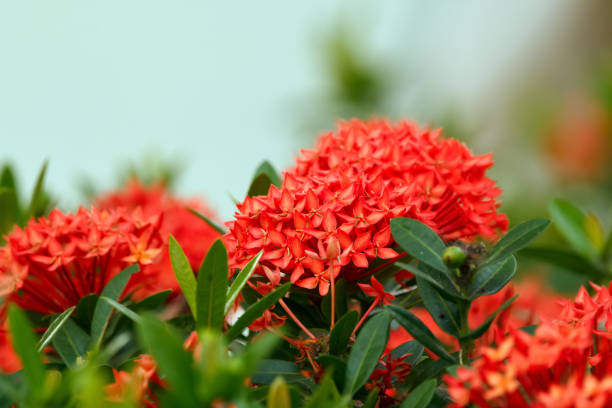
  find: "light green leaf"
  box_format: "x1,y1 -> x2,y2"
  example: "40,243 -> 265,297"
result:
8,305 -> 45,396
399,378 -> 437,408
169,235 -> 198,315
196,239 -> 229,331
38,306 -> 76,352
187,208 -> 227,234
225,250 -> 263,314
100,296 -> 142,323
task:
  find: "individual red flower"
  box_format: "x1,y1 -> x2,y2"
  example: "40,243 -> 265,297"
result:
105,354 -> 163,408
96,180 -> 221,299
358,276 -> 395,305
0,206 -> 164,314
226,119 -> 508,295
444,282 -> 612,407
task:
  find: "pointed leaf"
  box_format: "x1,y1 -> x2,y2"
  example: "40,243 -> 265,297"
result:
399,378 -> 437,408
38,306 -> 76,352
187,208 -> 227,234
468,256 -> 517,299
417,277 -> 460,337
169,235 -> 197,315
396,261 -> 463,299
248,161 -> 282,197
344,311 -> 391,395
460,295 -> 518,341
521,246 -> 607,281
100,296 -> 142,323
226,282 -> 291,342
387,305 -> 456,363
90,264 -> 139,347
549,199 -> 596,258
252,360 -> 304,385
486,219 -> 550,266
196,239 -> 229,331
226,250 -> 263,314
8,305 -> 44,394
52,318 -> 90,367
267,377 -> 291,408
329,310 -> 359,355
28,160 -> 50,218
390,218 -> 448,272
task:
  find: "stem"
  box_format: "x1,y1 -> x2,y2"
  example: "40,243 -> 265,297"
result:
279,299 -> 316,340
330,265 -> 336,331
352,300 -> 378,336
457,299 -> 472,365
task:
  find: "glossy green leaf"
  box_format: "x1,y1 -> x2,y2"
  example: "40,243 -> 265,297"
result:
226,282 -> 291,342
187,208 -> 227,234
417,277 -> 460,337
225,250 -> 263,314
90,264 -> 139,347
396,261 -> 463,299
460,295 -> 518,341
247,161 -> 282,197
52,318 -> 90,367
196,239 -> 228,331
486,218 -> 550,266
387,305 -> 456,363
169,235 -> 198,315
468,256 -> 517,299
344,311 -> 391,395
38,306 -> 76,352
549,199 -> 596,258
100,296 -> 142,323
329,310 -> 359,355
399,378 -> 437,408
8,305 -> 44,395
252,360 -> 304,385
521,246 -> 607,281
390,218 -> 448,272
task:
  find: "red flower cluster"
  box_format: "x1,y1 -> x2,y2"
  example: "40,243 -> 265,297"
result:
0,207 -> 164,314
226,119 -> 508,295
445,283 -> 612,407
96,180 -> 221,298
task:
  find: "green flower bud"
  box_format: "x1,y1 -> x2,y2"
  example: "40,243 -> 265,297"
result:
442,246 -> 466,268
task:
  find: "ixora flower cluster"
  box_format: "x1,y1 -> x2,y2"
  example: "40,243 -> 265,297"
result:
226,119 -> 508,295
0,118 -> 608,408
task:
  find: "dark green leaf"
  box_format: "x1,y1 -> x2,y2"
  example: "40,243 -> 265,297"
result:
304,373 -> 344,408
0,165 -> 20,234
520,325 -> 537,335
417,277 -> 460,337
521,246 -> 608,281
28,160 -> 49,218
467,256 -> 517,299
387,305 -> 456,363
318,354 -> 347,391
132,290 -> 172,312
38,306 -> 76,352
138,316 -> 197,405
549,199 -> 596,258
226,282 -> 291,342
52,318 -> 90,367
362,387 -> 379,408
460,295 -> 518,341
391,341 -> 424,365
252,360 -> 305,385
8,305 -> 44,395
226,250 -> 263,314
169,235 -> 197,315
399,378 -> 437,408
329,310 -> 359,355
486,219 -> 550,266
100,296 -> 142,323
390,218 -> 448,272
73,294 -> 99,333
90,264 -> 139,347
196,239 -> 228,331
187,208 -> 227,234
396,262 -> 463,299
247,161 -> 282,197
344,311 -> 391,395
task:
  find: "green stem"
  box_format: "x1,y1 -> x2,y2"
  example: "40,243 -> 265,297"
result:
457,299 -> 472,365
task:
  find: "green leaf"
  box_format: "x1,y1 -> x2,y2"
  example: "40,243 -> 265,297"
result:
28,160 -> 49,218
100,296 -> 142,323
267,377 -> 291,408
585,213 -> 606,252
52,318 -> 90,367
467,256 -> 517,299
486,219 -> 550,266
196,239 -> 229,331
387,305 -> 456,363
187,208 -> 227,234
132,290 -> 172,312
329,310 -> 359,355
73,294 -> 99,333
226,250 -> 263,314
549,199 -> 596,258
304,373 -> 344,408
248,161 -> 282,197
0,165 -> 20,235
362,387 -> 379,408
90,264 -> 139,347
138,315 -> 197,405
521,246 -> 608,281
391,341 -> 424,366
460,295 -> 518,341
344,311 -> 391,395
38,306 -> 76,352
396,261 -> 463,299
8,305 -> 45,395
417,277 -> 460,337
226,282 -> 291,342
399,378 -> 437,408
169,235 -> 198,315
390,218 -> 449,273
252,360 -> 305,385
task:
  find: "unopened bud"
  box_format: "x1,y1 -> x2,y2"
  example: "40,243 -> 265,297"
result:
326,237 -> 341,260
442,246 -> 466,268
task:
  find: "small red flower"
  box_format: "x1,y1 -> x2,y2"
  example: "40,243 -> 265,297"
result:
358,276 -> 395,305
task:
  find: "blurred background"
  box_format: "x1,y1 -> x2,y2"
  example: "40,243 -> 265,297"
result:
1,1 -> 611,292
